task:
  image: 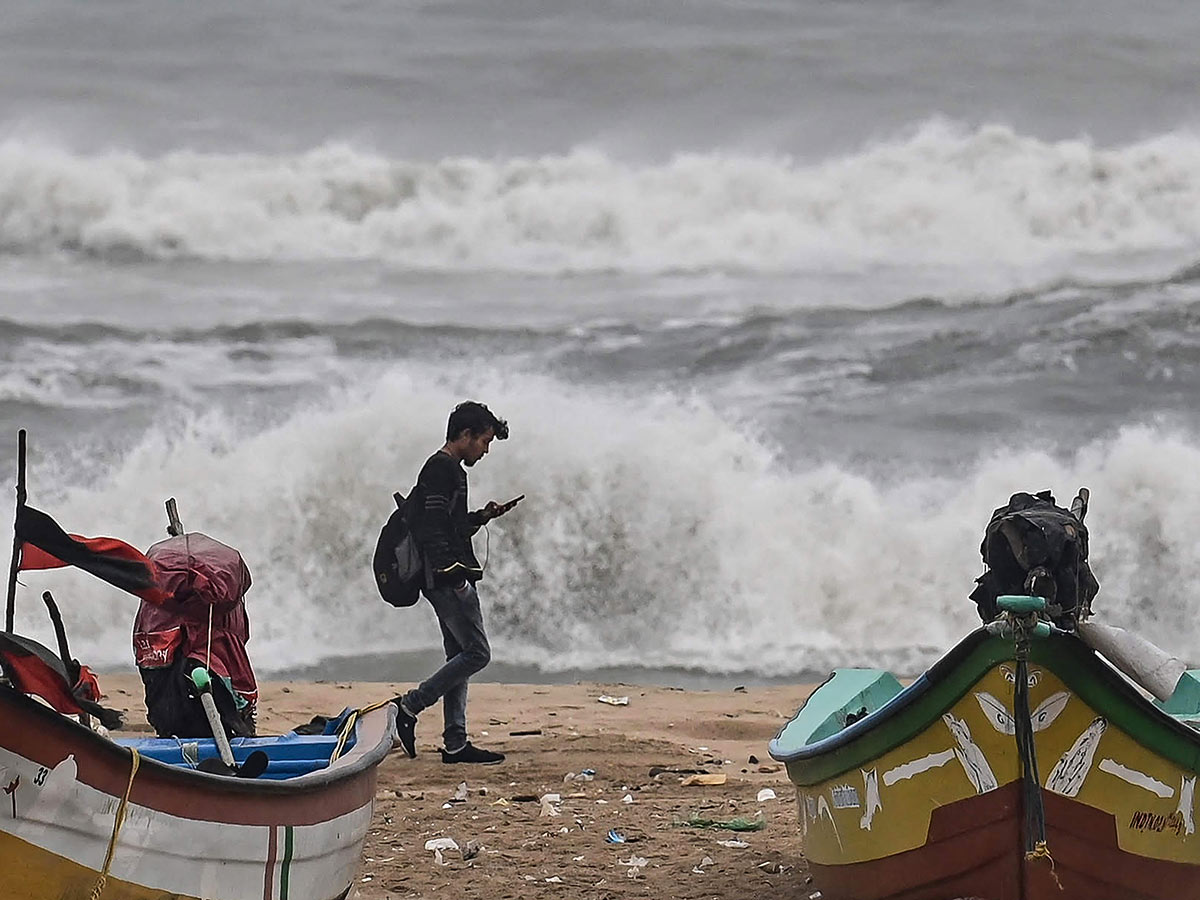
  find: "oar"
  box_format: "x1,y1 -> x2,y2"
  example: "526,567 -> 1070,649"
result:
188,667 -> 268,778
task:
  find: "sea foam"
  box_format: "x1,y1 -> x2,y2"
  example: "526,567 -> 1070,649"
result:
5,365 -> 1199,677
2,120 -> 1200,277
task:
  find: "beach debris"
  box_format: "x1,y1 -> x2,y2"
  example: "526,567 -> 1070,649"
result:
649,765 -> 706,779
597,695 -> 629,706
758,765 -> 782,773
510,729 -> 542,736
734,685 -> 747,693
461,840 -> 484,861
564,768 -> 596,783
681,773 -> 727,787
545,876 -> 563,883
756,788 -> 778,802
424,837 -> 459,865
692,855 -> 716,874
399,790 -> 425,801
491,797 -> 511,807
511,793 -> 539,802
621,793 -> 634,804
679,811 -> 766,832
540,793 -> 562,817
748,755 -> 759,765
605,829 -> 626,844
450,782 -> 469,803
717,839 -> 750,849
618,855 -> 648,878
758,860 -> 787,874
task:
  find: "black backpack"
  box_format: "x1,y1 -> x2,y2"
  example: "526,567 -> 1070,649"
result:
372,490 -> 427,608
969,489 -> 1099,629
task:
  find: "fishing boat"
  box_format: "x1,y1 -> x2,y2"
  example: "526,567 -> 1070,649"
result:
1,430 -> 398,899
0,675 -> 395,900
769,594 -> 1200,899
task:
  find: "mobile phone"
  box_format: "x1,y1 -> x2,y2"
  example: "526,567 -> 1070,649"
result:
498,494 -> 525,513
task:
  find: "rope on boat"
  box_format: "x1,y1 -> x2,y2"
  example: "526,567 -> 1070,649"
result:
331,698 -> 393,763
1011,616 -> 1062,891
1025,840 -> 1063,890
89,748 -> 141,899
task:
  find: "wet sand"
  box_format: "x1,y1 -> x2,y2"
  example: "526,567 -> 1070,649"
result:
102,673 -> 817,900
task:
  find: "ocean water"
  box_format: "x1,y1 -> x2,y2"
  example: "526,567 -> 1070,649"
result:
3,0 -> 1200,681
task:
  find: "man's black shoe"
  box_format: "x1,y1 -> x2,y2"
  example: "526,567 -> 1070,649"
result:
441,742 -> 505,765
392,700 -> 417,758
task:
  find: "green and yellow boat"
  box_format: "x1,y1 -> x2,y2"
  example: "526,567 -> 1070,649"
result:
770,597 -> 1200,900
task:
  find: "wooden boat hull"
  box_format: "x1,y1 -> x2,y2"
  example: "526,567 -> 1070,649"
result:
0,686 -> 394,900
770,629 -> 1200,900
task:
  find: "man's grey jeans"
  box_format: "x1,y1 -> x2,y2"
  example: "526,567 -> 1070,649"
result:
399,581 -> 491,753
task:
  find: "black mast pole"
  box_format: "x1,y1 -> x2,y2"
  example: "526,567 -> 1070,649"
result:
5,429 -> 26,633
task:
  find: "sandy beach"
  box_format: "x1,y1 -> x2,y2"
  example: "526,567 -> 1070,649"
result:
100,673 -> 815,900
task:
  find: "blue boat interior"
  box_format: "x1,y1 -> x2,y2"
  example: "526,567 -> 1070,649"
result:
113,707 -> 359,779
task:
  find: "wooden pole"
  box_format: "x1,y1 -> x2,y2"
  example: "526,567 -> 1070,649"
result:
5,429 -> 27,633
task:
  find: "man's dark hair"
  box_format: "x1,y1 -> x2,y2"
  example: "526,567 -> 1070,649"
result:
446,401 -> 509,441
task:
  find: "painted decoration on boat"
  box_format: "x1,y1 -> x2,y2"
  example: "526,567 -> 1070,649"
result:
1000,664 -> 1042,687
1099,758 -> 1174,798
975,689 -> 1070,737
882,749 -> 956,786
817,793 -> 843,849
26,754 -> 76,820
831,783 -> 860,809
860,768 -> 882,830
943,712 -> 998,793
1030,691 -> 1070,732
1179,776 -> 1196,836
1046,716 -> 1107,797
975,691 -> 1016,735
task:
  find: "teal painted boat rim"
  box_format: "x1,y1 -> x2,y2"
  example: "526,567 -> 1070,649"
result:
767,628 -> 1000,764
771,668 -> 905,750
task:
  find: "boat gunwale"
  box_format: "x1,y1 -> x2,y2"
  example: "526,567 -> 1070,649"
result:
0,683 -> 397,798
769,627 -> 1200,785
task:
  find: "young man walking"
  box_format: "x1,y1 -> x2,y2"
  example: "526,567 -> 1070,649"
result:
393,401 -> 517,764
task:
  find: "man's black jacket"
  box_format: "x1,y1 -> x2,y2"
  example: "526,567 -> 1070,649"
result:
412,451 -> 487,587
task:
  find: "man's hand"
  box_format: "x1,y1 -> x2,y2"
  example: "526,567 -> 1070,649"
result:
484,495 -> 524,520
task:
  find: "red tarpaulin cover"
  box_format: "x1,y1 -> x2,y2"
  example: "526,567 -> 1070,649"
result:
133,533 -> 258,707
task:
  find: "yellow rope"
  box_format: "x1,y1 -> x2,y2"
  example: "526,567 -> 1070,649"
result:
90,748 -> 141,900
1025,840 -> 1063,891
330,698 -> 393,762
